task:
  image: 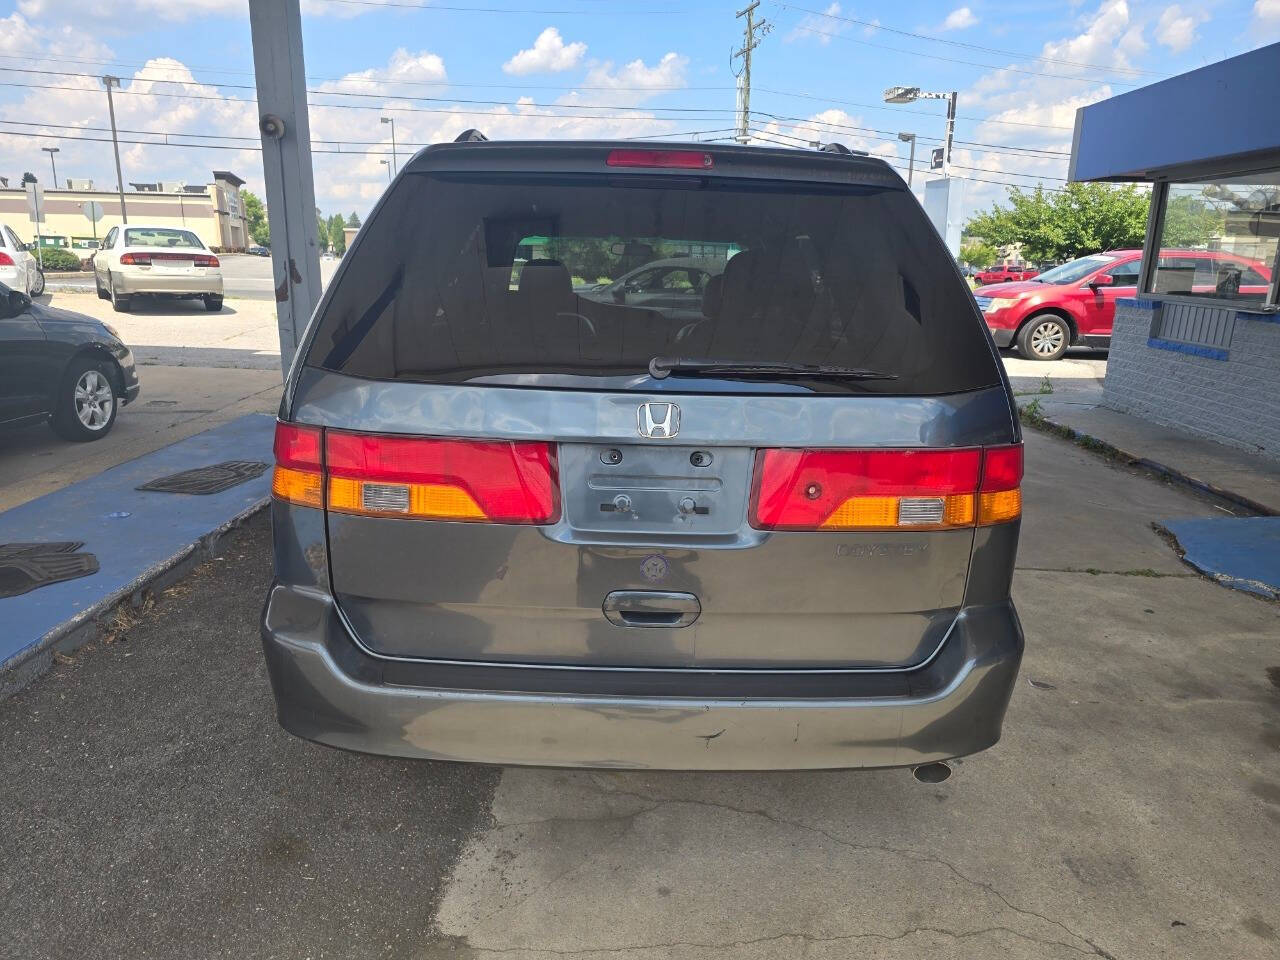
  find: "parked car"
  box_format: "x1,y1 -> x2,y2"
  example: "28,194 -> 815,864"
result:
0,280 -> 139,441
976,248 -> 1272,360
248,245 -> 270,257
580,256 -> 726,324
0,220 -> 44,296
974,264 -> 1038,285
262,138 -> 1025,771
91,223 -> 223,312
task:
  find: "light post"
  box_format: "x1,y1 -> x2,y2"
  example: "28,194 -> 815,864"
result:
380,116 -> 397,176
41,147 -> 59,188
897,132 -> 916,187
379,159 -> 391,182
102,75 -> 127,223
884,87 -> 957,178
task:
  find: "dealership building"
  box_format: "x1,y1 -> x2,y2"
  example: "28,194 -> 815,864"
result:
0,170 -> 251,253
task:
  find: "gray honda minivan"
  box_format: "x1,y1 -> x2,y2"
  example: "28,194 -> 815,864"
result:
261,138 -> 1024,770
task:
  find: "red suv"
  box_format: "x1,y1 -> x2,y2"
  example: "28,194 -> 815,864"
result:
974,264 -> 1038,285
976,249 -> 1273,360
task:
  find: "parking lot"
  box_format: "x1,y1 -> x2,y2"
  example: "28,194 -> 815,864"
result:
2,293 -> 1277,959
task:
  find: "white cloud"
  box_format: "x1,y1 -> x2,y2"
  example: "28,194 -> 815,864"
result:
16,0 -> 425,23
941,7 -> 979,31
1154,6 -> 1204,53
502,27 -> 587,75
1255,0 -> 1280,21
786,2 -> 847,45
319,48 -> 447,94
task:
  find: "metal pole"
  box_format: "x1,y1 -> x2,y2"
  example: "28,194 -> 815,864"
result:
943,91 -> 957,179
102,76 -> 127,224
907,137 -> 915,186
249,0 -> 324,380
43,147 -> 58,187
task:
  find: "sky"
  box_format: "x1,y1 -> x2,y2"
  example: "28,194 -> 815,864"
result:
1,0 -> 1278,224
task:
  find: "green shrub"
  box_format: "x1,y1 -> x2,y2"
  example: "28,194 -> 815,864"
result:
37,248 -> 84,271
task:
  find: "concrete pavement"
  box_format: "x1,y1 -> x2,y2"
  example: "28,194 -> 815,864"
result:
3,428 -> 1279,959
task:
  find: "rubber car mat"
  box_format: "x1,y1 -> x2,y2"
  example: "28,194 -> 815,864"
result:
0,541 -> 99,598
136,460 -> 269,495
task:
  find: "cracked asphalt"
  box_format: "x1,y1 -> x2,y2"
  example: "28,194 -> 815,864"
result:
3,430 -> 1280,959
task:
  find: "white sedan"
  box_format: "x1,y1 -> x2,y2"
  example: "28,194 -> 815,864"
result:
0,220 -> 43,296
92,224 -> 224,312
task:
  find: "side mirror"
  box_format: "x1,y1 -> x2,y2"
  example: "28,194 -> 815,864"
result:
1089,274 -> 1114,288
2,287 -> 32,319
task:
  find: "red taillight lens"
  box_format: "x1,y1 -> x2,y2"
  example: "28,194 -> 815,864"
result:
606,149 -> 713,170
195,254 -> 219,267
0,251 -> 13,267
325,431 -> 559,524
749,445 -> 1022,531
119,252 -> 151,265
978,444 -> 1022,525
272,422 -> 324,508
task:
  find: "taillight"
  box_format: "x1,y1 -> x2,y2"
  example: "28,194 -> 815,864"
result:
749,446 -> 1022,531
0,251 -> 13,267
272,422 -> 324,508
606,149 -> 713,170
195,254 -> 219,267
119,252 -> 150,265
978,444 -> 1023,525
325,431 -> 559,524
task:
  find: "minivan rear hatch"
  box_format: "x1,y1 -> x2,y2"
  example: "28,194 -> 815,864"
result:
292,142 -> 1013,671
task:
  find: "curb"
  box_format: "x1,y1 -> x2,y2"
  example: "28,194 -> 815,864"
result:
0,497 -> 269,700
1022,410 -> 1277,518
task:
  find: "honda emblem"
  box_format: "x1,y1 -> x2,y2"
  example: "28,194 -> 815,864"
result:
637,402 -> 680,439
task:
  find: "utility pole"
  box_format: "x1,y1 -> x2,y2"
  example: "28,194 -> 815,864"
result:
41,147 -> 59,188
249,0 -> 324,379
943,90 -> 957,180
731,1 -> 771,144
102,76 -> 127,223
897,132 -> 916,186
381,116 -> 397,175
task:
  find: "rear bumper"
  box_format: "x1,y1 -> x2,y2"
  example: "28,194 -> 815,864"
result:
261,583 -> 1024,770
0,264 -> 24,291
113,270 -> 223,296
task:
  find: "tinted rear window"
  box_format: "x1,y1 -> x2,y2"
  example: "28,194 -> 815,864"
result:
304,172 -> 999,395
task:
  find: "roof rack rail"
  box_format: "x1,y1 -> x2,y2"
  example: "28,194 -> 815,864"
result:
818,141 -> 868,157
454,129 -> 489,143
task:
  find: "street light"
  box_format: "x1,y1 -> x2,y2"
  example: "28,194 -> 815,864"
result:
379,159 -> 391,182
41,147 -> 59,188
380,116 -> 397,176
897,132 -> 916,187
102,75 -> 127,222
884,86 -> 957,178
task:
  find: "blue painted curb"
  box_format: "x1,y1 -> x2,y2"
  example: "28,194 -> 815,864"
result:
0,413 -> 275,695
1161,517 -> 1280,601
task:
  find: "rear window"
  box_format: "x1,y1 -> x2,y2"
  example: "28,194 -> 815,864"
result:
125,228 -> 203,249
305,172 -> 999,395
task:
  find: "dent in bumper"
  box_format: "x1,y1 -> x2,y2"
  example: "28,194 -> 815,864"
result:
260,584 -> 1024,770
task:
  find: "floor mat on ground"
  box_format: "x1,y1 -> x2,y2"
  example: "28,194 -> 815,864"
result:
136,461 -> 269,496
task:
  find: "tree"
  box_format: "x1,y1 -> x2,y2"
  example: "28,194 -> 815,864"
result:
21,171 -> 36,184
328,214 -> 347,255
965,183 -> 1150,263
316,209 -> 328,252
1161,192 -> 1226,247
960,240 -> 999,269
346,212 -> 361,228
242,189 -> 270,246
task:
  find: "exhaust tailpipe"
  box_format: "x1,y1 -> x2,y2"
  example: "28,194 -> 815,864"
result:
911,761 -> 952,784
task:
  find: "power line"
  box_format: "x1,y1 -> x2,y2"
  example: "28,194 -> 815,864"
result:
755,88 -> 1074,130
308,0 -> 684,12
783,21 -> 1142,88
775,2 -> 1166,78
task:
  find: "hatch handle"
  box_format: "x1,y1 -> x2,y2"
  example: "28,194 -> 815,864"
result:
602,591 -> 701,628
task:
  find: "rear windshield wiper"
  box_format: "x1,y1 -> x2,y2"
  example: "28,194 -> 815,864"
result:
648,357 -> 899,382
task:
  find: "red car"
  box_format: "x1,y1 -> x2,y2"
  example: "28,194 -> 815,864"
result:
976,248 -> 1273,360
974,264 -> 1038,285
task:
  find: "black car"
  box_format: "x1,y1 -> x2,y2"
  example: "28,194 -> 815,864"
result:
0,281 -> 140,441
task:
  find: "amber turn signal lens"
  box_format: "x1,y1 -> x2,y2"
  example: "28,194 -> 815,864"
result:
978,488 -> 1022,525
271,466 -> 323,508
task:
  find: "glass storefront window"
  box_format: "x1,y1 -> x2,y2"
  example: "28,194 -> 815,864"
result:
1148,171 -> 1280,305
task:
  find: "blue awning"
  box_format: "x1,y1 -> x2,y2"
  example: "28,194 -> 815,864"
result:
1069,42 -> 1280,183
